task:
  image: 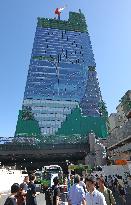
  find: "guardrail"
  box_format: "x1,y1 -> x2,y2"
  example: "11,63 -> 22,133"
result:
0,142 -> 89,152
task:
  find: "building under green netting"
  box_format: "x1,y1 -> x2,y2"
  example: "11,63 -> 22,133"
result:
15,10 -> 109,143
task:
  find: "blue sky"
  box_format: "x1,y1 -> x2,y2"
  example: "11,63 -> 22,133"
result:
0,0 -> 130,137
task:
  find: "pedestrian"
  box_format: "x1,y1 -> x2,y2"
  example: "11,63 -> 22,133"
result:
105,176 -> 108,186
51,176 -> 61,205
26,174 -> 37,205
68,174 -> 86,205
85,176 -> 107,205
17,176 -> 29,205
20,176 -> 29,192
118,184 -> 126,205
4,183 -> 20,205
97,176 -> 116,205
70,175 -> 74,186
67,175 -> 71,192
113,177 -> 118,191
0,192 -> 2,199
45,187 -> 53,205
79,177 -> 86,192
117,176 -> 124,187
108,176 -> 113,190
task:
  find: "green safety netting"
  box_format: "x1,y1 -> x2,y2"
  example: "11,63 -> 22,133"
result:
15,110 -> 41,138
56,107 -> 108,138
37,11 -> 87,32
98,101 -> 108,118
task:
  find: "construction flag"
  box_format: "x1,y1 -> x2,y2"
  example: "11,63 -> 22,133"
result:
55,7 -> 64,16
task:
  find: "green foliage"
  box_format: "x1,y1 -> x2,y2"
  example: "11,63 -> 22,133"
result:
32,56 -> 55,61
118,91 -> 131,117
121,95 -> 131,114
41,179 -> 50,187
88,66 -> 96,72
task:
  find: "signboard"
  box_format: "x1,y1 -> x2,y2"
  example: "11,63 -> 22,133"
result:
68,165 -> 89,170
115,160 -> 127,165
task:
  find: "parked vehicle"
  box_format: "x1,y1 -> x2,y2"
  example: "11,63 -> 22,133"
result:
41,165 -> 63,192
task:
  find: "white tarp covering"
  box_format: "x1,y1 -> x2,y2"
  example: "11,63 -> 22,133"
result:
0,169 -> 26,192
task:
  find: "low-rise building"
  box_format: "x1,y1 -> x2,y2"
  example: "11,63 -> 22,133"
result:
109,90 -> 131,133
107,90 -> 131,162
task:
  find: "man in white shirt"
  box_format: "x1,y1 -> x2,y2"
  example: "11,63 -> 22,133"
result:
85,176 -> 107,205
68,174 -> 86,205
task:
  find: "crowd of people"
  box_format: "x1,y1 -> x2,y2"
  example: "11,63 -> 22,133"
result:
2,172 -> 128,205
44,173 -> 127,205
67,175 -> 114,205
67,174 -> 127,205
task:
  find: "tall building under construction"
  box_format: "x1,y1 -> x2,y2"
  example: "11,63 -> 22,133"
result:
15,10 -> 108,142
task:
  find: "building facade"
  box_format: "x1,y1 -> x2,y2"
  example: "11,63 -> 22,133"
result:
15,10 -> 108,141
109,90 -> 131,133
107,90 -> 131,162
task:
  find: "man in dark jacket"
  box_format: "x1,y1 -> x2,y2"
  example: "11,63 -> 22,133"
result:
17,176 -> 29,205
4,183 -> 20,205
26,174 -> 37,205
52,177 -> 61,205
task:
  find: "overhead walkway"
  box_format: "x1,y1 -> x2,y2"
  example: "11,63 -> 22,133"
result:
0,142 -> 89,166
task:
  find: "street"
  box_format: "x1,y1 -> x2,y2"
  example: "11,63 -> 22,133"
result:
0,193 -> 68,205
1,188 -> 131,205
0,193 -> 46,205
